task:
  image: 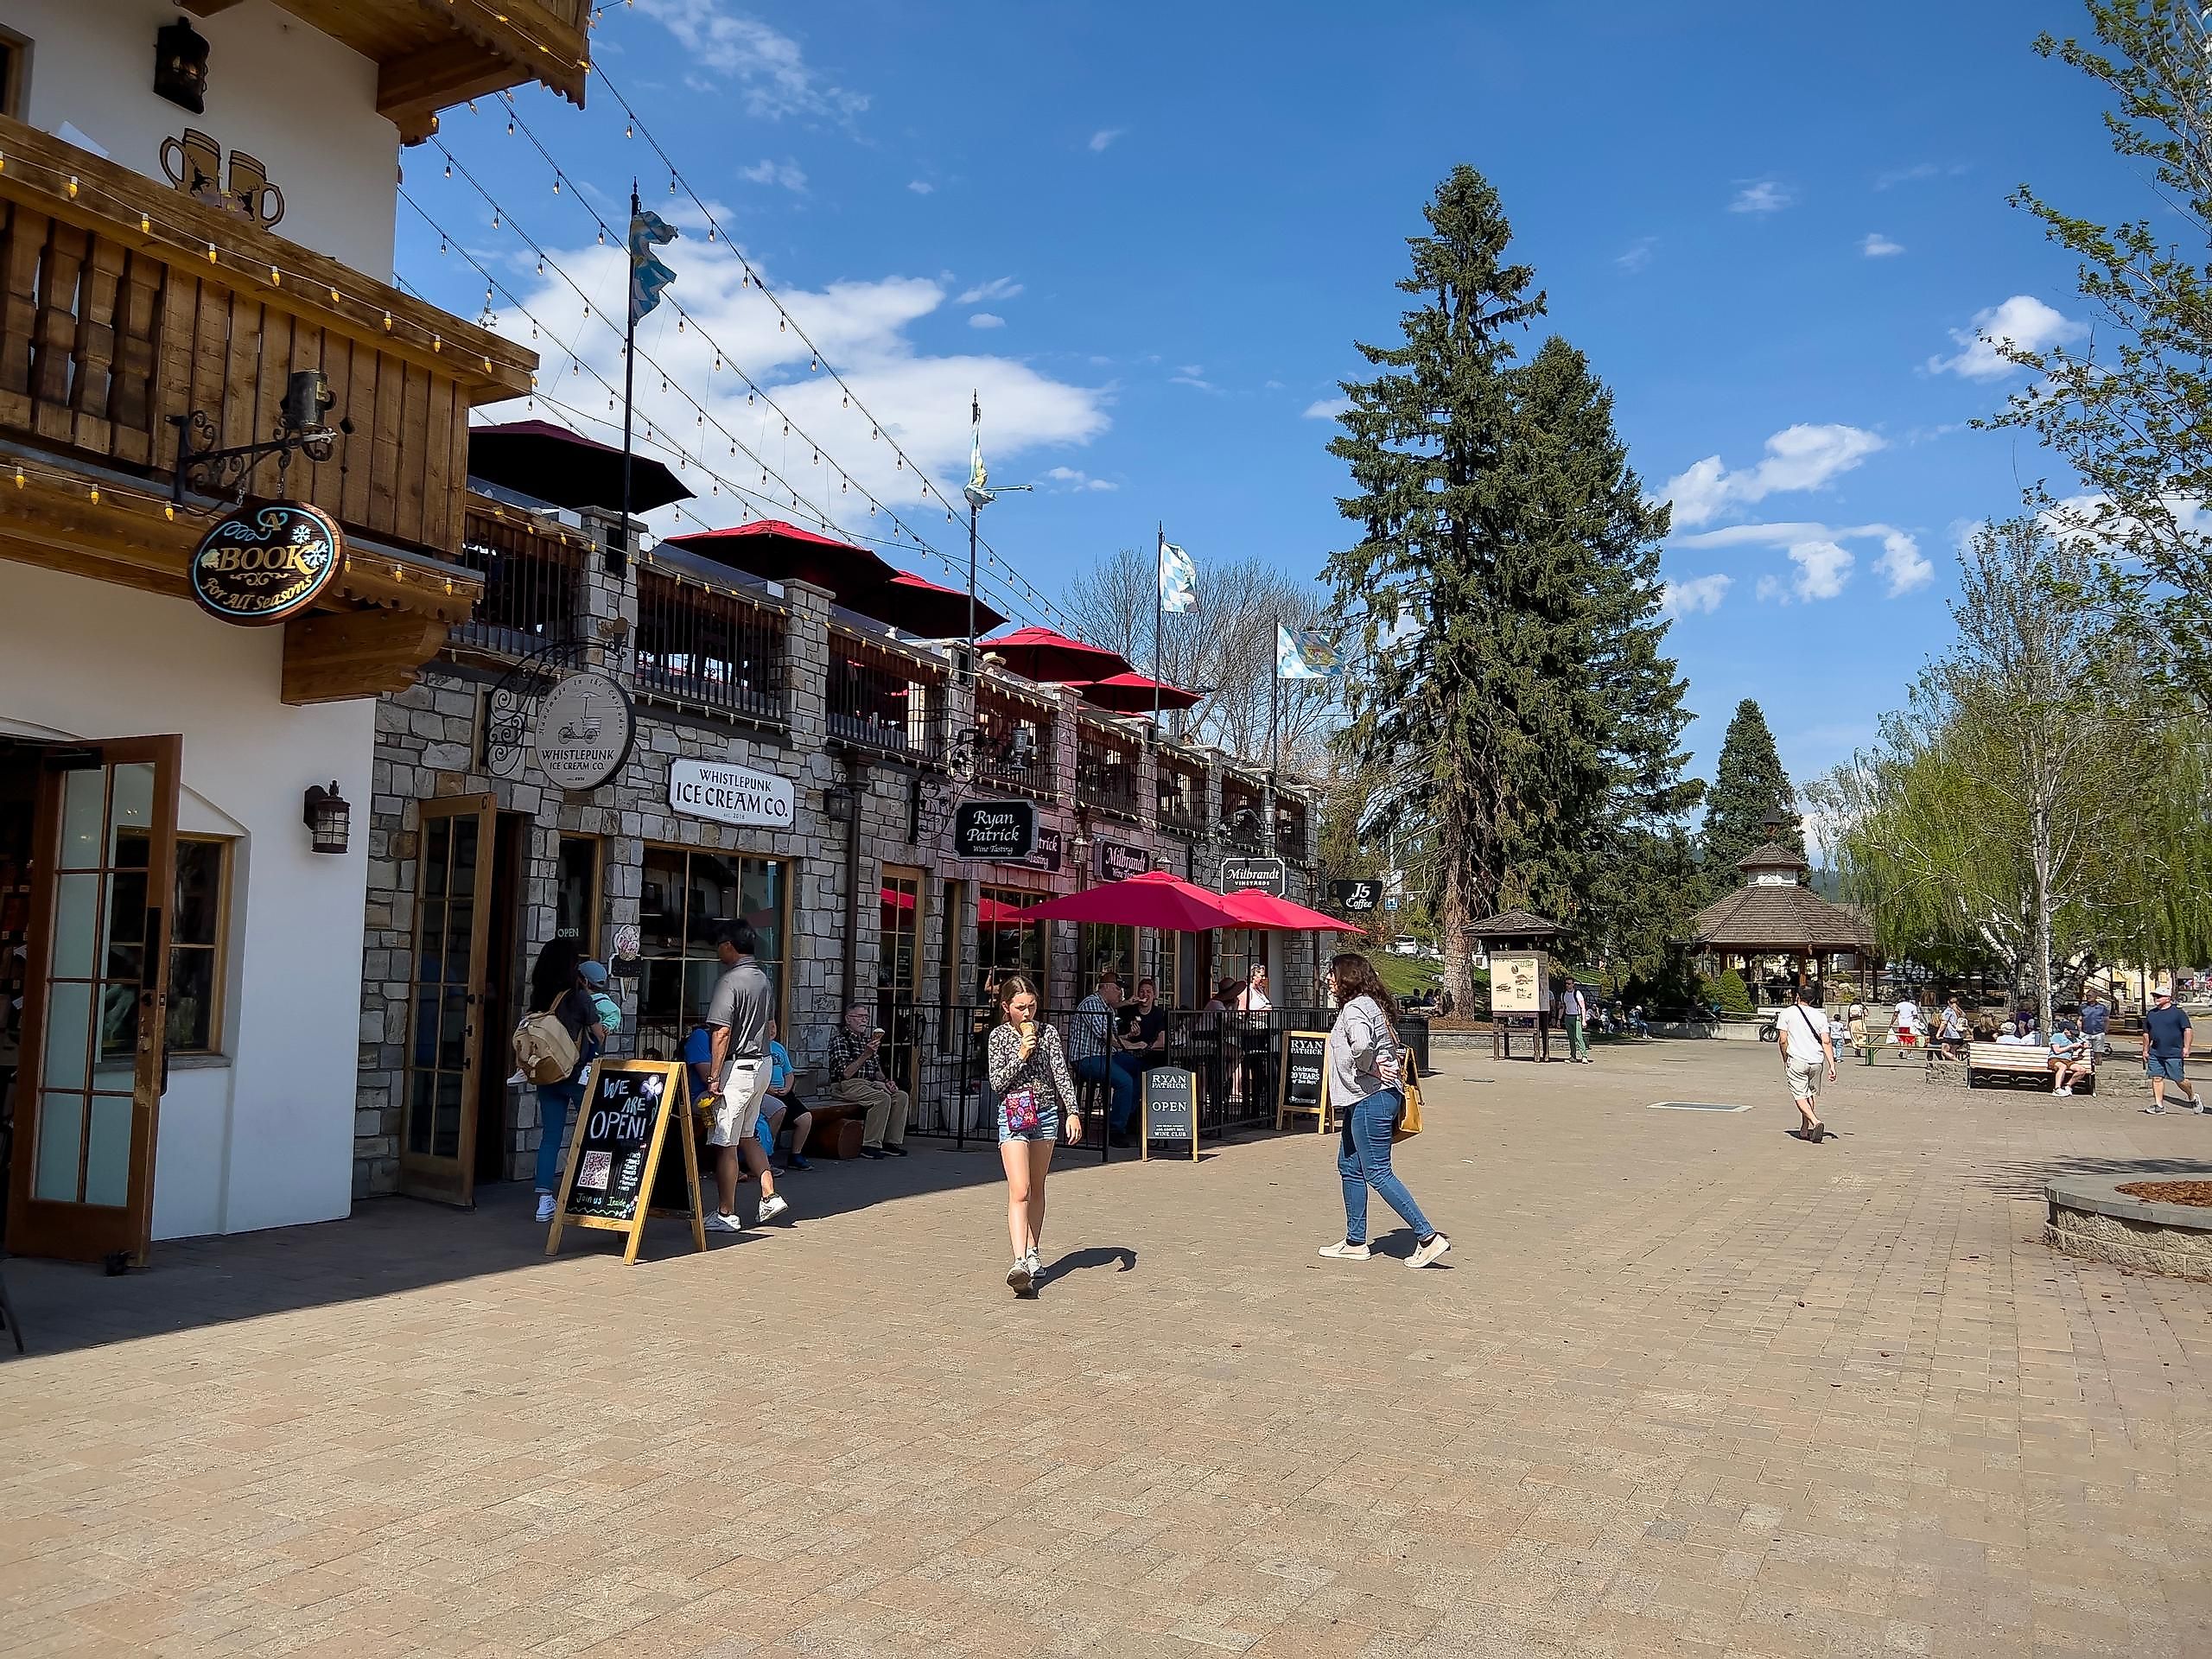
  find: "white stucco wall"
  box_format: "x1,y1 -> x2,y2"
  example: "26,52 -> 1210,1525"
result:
10,0 -> 398,275
3,563 -> 374,1240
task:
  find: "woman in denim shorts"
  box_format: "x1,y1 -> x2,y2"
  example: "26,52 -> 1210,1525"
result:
985,975 -> 1083,1295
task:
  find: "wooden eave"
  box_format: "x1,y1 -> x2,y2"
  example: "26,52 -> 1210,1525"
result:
180,1 -> 592,143
0,118 -> 534,405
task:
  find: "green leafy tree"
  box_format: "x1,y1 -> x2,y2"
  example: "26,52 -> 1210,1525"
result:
1989,0 -> 2212,702
1698,699 -> 1801,901
1322,165 -> 1697,1002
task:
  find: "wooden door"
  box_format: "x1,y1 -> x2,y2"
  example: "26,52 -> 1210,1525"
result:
7,737 -> 181,1264
399,794 -> 494,1205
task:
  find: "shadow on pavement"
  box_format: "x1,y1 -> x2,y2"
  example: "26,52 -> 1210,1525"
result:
1045,1245 -> 1138,1277
1968,1152 -> 2212,1198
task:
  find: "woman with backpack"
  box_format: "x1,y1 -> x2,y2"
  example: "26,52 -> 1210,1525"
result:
525,937 -> 607,1224
1316,952 -> 1451,1269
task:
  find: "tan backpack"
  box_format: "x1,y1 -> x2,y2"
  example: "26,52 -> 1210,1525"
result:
512,1009 -> 580,1085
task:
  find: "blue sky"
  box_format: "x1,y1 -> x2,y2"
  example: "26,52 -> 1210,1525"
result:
400,0 -> 2133,801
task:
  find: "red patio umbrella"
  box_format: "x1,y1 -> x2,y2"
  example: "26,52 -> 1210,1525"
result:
841,571 -> 1007,638
980,625 -> 1135,683
1221,888 -> 1368,933
662,518 -> 899,596
1023,870 -> 1247,931
1075,671 -> 1205,715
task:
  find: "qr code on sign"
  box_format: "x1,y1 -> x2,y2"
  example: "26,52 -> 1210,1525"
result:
577,1151 -> 612,1192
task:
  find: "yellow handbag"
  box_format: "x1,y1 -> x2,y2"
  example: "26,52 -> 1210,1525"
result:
1393,1059 -> 1424,1141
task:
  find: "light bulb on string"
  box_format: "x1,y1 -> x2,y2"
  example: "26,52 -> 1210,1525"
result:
597,227 -> 605,245
444,160 -> 451,178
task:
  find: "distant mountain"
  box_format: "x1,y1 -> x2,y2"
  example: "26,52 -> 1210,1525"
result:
1808,867 -> 1843,900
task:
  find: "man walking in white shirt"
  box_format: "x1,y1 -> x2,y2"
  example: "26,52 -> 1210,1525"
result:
1779,982 -> 1838,1142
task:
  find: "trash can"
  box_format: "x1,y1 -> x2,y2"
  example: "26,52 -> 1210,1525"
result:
1399,1013 -> 1432,1077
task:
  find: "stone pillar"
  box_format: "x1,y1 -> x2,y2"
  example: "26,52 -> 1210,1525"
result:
1137,732 -> 1160,833
783,579 -> 842,1031
1050,686 -> 1081,808
1201,753 -> 1224,886
577,505 -> 641,675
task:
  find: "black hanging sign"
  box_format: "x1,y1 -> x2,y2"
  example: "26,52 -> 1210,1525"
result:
188,502 -> 342,625
1275,1030 -> 1332,1133
1220,855 -> 1287,896
1330,878 -> 1380,912
1096,839 -> 1148,883
1140,1065 -> 1199,1162
955,799 -> 1038,861
544,1058 -> 704,1264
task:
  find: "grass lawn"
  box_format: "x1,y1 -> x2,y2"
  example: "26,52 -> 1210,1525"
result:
1374,953 -> 1444,1000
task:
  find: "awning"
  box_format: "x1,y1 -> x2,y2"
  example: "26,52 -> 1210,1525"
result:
1075,671 -> 1205,715
842,571 -> 1007,638
1023,871 -> 1247,931
980,626 -> 1135,683
662,518 -> 899,594
467,419 -> 694,513
1221,888 -> 1367,933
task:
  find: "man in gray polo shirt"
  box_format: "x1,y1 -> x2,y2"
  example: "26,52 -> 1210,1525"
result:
705,923 -> 790,1230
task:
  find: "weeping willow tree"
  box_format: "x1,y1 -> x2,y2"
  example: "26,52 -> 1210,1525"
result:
1815,519 -> 2211,1032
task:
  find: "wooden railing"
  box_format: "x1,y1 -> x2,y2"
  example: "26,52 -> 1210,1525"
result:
448,499 -> 587,657
0,118 -> 531,560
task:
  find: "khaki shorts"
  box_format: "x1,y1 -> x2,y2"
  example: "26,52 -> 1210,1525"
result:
707,1058 -> 770,1147
1786,1060 -> 1823,1101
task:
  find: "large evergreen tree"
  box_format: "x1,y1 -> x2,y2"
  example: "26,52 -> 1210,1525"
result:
1699,699 -> 1801,899
1323,165 -> 1697,1001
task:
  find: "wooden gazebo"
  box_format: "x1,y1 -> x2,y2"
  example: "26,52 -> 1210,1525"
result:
1689,842 -> 1876,1004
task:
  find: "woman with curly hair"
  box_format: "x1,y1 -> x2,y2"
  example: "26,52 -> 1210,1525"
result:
1317,952 -> 1450,1269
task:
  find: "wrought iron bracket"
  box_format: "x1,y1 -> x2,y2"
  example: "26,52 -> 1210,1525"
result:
483,633 -> 590,780
168,408 -> 351,505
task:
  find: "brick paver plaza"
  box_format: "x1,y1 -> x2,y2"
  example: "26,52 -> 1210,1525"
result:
6,1040 -> 2211,1657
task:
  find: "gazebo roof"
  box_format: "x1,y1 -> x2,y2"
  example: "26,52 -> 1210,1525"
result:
1690,882 -> 1872,952
1737,840 -> 1810,873
1465,907 -> 1561,940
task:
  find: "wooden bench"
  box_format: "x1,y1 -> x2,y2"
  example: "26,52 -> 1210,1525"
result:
1967,1041 -> 2095,1094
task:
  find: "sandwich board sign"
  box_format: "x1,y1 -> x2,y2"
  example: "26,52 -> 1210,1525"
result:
1140,1065 -> 1199,1163
544,1058 -> 703,1264
1275,1030 -> 1332,1133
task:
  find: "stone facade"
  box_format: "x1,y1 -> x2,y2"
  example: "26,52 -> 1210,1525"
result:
356,506 -> 1322,1198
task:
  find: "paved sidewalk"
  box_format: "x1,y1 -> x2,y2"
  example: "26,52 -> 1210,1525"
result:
4,1042 -> 2211,1657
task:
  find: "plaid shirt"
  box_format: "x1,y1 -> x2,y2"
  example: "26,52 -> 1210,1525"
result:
830,1025 -> 884,1084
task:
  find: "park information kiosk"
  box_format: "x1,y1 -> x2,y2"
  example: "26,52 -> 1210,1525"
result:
1140,1065 -> 1199,1162
544,1058 -> 704,1264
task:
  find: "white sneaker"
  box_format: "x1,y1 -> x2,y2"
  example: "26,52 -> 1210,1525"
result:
1408,1234 -> 1452,1269
706,1211 -> 746,1232
1317,1240 -> 1372,1261
1007,1257 -> 1034,1293
2055,1087 -> 2072,1097
533,1192 -> 556,1223
1024,1248 -> 1043,1281
756,1193 -> 790,1224
2144,1103 -> 2167,1115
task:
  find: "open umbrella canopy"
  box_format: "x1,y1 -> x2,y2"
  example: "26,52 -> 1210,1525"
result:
981,625 -> 1135,683
1023,870 -> 1247,931
842,571 -> 1007,638
1074,671 -> 1205,715
662,518 -> 899,595
1221,888 -> 1368,933
467,419 -> 694,513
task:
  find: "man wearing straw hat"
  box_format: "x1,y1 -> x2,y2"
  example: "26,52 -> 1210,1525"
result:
2141,977 -> 2206,1115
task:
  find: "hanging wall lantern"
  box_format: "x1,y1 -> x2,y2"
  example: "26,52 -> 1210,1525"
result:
302,782 -> 350,855
155,19 -> 212,115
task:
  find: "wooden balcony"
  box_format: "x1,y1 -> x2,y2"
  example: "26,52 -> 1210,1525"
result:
0,118 -> 529,702
182,1 -> 593,141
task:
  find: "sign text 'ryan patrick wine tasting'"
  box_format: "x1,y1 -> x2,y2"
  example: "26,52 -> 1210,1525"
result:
188,502 -> 342,625
667,759 -> 796,830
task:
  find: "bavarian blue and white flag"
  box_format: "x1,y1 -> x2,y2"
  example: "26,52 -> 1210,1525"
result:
1277,623 -> 1343,680
1158,533 -> 1197,613
627,209 -> 679,325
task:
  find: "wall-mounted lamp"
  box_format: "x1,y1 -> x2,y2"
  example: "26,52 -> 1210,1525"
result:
155,18 -> 211,115
303,782 -> 350,855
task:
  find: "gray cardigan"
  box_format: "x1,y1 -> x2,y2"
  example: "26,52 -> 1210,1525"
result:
1326,995 -> 1402,1106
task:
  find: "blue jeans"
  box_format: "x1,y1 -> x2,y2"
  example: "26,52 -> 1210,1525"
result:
1338,1089 -> 1433,1244
536,1081 -> 584,1192
1075,1053 -> 1136,1131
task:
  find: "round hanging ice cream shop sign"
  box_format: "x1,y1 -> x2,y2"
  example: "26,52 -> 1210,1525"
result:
189,503 -> 343,625
533,670 -> 636,792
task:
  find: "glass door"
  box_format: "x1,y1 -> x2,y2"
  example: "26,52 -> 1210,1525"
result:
878,866 -> 925,1095
400,794 -> 493,1205
7,737 -> 181,1264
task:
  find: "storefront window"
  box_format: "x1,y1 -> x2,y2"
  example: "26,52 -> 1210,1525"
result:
556,836 -> 600,952
878,867 -> 925,1091
1079,923 -> 1135,992
976,886 -> 1047,1005
1215,928 -> 1266,999
638,846 -> 787,1056
167,837 -> 228,1053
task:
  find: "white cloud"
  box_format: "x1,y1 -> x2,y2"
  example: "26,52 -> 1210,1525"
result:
1171,365 -> 1217,391
1729,180 -> 1794,214
1786,540 -> 1854,601
1090,129 -> 1125,152
1755,574 -> 1783,602
489,231 -> 1108,537
1874,530 -> 1933,594
739,158 -> 808,192
1660,423 -> 1885,528
1660,574 -> 1732,615
1875,161 -> 1967,190
968,312 -> 1005,329
1303,396 -> 1351,420
907,180 -> 933,195
957,276 -> 1023,305
1926,294 -> 2086,379
1861,232 -> 1904,257
1617,236 -> 1657,274
633,2 -> 868,122
1044,466 -> 1117,493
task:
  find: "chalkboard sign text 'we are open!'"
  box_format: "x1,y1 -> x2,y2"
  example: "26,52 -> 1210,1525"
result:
544,1058 -> 704,1264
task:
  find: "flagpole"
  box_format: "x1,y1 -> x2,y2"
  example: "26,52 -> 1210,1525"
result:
1270,618 -> 1281,789
1153,523 -> 1164,741
966,392 -> 980,685
618,183 -> 639,578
